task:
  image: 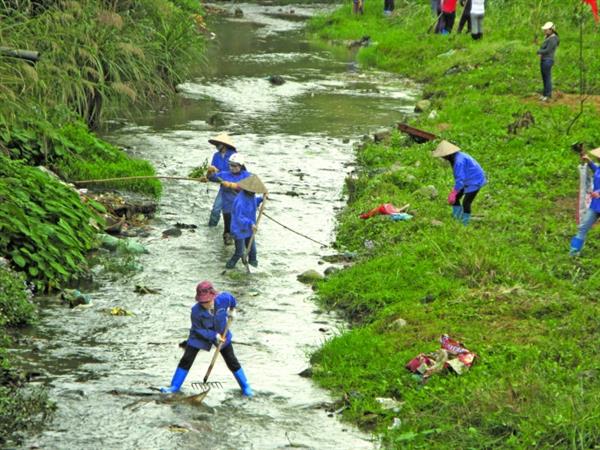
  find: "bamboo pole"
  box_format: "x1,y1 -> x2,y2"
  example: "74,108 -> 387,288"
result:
0,47 -> 40,63
72,175 -> 208,185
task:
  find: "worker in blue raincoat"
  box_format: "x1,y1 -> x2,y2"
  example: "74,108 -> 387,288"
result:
570,147 -> 600,256
160,281 -> 253,396
226,175 -> 268,269
206,133 -> 237,227
433,140 -> 486,225
207,153 -> 251,245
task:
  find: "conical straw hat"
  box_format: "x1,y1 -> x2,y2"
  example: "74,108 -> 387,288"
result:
238,175 -> 268,194
541,22 -> 555,31
432,140 -> 460,158
590,147 -> 600,159
208,133 -> 236,150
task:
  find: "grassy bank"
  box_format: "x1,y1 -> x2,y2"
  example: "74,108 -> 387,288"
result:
309,1 -> 600,447
0,0 -> 206,444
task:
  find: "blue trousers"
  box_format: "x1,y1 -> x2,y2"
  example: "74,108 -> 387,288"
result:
576,209 -> 600,242
541,58 -> 553,97
227,237 -> 257,268
208,191 -> 223,227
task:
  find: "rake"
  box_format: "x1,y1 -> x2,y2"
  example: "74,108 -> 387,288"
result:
242,198 -> 267,273
191,313 -> 233,391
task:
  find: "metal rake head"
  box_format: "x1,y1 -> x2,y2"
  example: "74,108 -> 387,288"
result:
191,381 -> 223,391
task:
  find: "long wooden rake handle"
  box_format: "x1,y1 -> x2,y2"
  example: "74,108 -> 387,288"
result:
202,313 -> 233,384
243,198 -> 267,273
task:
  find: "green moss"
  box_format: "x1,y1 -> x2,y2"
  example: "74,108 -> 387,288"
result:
310,1 -> 600,447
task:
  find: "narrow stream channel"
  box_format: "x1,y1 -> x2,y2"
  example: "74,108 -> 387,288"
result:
15,3 -> 417,449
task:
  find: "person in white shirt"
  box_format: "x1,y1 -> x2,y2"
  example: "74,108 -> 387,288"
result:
470,0 -> 485,39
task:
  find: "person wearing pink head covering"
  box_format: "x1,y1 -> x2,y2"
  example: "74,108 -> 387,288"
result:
159,281 -> 253,396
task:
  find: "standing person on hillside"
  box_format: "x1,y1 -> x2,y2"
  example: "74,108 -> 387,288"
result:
469,0 -> 485,39
537,22 -> 559,102
457,0 -> 471,34
433,140 -> 487,225
438,0 -> 457,34
431,0 -> 441,17
353,0 -> 364,15
570,148 -> 600,256
159,281 -> 253,397
207,153 -> 250,245
383,0 -> 394,15
207,133 -> 237,227
226,175 -> 268,269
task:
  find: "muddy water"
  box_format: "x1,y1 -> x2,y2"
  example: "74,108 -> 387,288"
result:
17,3 -> 417,449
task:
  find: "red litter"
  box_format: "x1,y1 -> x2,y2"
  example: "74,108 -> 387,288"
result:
406,335 -> 477,381
359,203 -> 402,219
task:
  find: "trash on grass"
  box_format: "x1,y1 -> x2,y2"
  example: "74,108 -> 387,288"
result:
389,212 -> 413,221
359,203 -> 409,219
388,417 -> 402,430
406,334 -> 477,382
375,397 -> 403,412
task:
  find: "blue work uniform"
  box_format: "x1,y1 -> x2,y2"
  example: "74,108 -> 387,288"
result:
588,161 -> 600,213
231,192 -> 263,240
453,152 -> 486,193
211,149 -> 236,172
187,292 -> 237,351
209,170 -> 251,214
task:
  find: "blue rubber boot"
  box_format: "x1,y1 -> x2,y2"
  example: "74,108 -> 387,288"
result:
160,367 -> 188,393
233,368 -> 253,397
570,237 -> 584,256
451,205 -> 463,219
208,210 -> 220,227
461,213 -> 471,225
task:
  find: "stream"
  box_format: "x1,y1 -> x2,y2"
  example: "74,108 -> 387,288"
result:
15,2 -> 417,449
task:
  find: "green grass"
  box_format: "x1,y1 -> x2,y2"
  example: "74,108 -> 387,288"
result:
309,1 -> 600,447
0,267 -> 54,448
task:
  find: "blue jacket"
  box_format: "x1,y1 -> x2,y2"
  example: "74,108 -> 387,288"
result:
209,169 -> 251,213
187,292 -> 237,351
211,149 -> 236,173
452,152 -> 486,193
231,192 -> 263,240
588,161 -> 600,213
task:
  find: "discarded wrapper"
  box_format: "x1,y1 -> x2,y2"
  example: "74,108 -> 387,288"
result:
441,334 -> 469,355
359,203 -> 402,219
406,335 -> 478,381
389,213 -> 413,221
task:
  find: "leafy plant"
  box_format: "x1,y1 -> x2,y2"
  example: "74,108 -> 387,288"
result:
0,267 -> 35,328
0,156 -> 100,291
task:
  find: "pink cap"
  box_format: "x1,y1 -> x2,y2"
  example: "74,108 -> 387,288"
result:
195,281 -> 216,303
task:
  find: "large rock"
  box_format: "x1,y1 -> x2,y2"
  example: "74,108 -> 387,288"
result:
268,75 -> 285,86
162,227 -> 183,238
324,266 -> 341,277
388,317 -> 407,331
413,185 -> 438,200
208,112 -> 226,127
297,269 -> 324,284
414,100 -> 432,113
373,129 -> 391,143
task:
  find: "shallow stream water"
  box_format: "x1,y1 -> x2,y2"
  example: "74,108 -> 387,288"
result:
15,3 -> 417,449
